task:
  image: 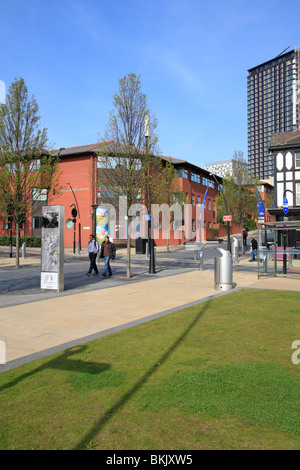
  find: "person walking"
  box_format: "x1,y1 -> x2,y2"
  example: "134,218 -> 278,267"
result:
99,235 -> 115,278
243,227 -> 248,246
86,234 -> 99,276
249,236 -> 258,262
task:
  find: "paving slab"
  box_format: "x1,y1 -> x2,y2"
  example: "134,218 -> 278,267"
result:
0,251 -> 299,371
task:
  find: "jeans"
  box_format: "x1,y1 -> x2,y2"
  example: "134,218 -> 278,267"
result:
103,256 -> 112,276
88,253 -> 98,274
251,249 -> 257,261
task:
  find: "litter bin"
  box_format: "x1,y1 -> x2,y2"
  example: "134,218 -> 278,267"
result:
214,248 -> 233,291
135,237 -> 147,254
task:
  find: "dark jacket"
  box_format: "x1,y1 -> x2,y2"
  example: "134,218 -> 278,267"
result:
251,238 -> 258,250
99,240 -> 116,259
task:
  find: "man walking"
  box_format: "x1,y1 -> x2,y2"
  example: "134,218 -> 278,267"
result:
99,235 -> 115,278
86,234 -> 99,276
249,236 -> 258,262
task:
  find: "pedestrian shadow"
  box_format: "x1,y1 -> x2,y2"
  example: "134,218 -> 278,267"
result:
73,300 -> 211,450
0,345 -> 111,393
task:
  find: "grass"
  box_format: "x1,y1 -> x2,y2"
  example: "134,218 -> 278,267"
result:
0,288 -> 300,450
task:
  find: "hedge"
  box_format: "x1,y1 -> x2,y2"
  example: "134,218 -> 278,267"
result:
0,236 -> 41,247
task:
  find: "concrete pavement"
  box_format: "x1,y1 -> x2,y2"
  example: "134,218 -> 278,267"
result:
0,248 -> 299,372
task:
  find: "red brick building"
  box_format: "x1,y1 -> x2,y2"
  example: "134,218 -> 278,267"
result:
0,143 -> 221,248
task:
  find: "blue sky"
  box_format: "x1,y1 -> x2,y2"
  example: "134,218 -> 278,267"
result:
1,0 -> 300,168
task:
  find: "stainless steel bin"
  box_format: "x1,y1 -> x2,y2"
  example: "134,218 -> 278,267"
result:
214,248 -> 233,291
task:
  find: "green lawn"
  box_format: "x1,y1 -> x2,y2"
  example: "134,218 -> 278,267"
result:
0,289 -> 300,450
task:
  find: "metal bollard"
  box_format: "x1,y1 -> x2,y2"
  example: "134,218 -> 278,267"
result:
21,242 -> 26,259
199,249 -> 204,271
263,254 -> 268,274
231,237 -> 239,264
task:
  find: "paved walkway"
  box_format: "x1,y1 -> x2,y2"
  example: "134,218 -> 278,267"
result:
0,249 -> 299,371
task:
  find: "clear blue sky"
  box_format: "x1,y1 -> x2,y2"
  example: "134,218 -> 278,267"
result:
1,0 -> 300,168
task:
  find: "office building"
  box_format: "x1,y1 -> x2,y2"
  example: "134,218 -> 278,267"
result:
247,48 -> 300,180
205,159 -> 247,178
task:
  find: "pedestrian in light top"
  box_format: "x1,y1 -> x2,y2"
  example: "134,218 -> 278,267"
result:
86,234 -> 99,276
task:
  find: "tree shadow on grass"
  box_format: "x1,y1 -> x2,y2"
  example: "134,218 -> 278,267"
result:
73,300 -> 211,450
0,345 -> 111,393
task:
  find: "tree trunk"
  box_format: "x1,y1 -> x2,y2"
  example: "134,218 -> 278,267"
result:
241,226 -> 244,255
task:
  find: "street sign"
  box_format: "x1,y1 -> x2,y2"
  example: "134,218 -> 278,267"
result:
223,215 -> 232,222
283,197 -> 289,214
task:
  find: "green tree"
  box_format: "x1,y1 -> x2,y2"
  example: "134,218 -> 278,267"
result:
0,77 -> 62,267
98,73 -> 162,277
216,150 -> 258,254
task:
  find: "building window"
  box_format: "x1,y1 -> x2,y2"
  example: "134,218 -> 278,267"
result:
208,199 -> 211,210
197,196 -> 200,206
177,168 -> 188,179
32,188 -> 47,201
296,152 -> 300,168
202,177 -> 214,188
191,194 -> 195,206
191,172 -> 200,183
30,159 -> 41,171
97,156 -> 107,168
32,216 -> 42,229
3,218 -> 10,230
296,183 -> 300,206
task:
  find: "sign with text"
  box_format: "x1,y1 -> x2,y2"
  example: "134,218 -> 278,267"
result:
41,205 -> 64,292
223,215 -> 232,222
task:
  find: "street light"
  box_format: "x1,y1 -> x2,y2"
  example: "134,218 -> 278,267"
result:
67,182 -> 81,254
209,172 -> 231,252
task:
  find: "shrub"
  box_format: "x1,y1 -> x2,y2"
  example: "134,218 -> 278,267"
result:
0,235 -> 41,247
206,227 -> 219,239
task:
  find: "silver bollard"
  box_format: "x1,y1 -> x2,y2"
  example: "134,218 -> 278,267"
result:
21,242 -> 26,259
199,249 -> 204,271
231,237 -> 239,264
263,254 -> 268,274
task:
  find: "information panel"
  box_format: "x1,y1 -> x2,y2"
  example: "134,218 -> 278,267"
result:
41,205 -> 64,291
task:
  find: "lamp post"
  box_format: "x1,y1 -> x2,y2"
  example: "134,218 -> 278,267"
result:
67,182 -> 81,254
145,115 -> 155,274
209,172 -> 231,252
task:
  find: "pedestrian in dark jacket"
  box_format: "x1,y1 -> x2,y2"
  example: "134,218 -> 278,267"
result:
99,235 -> 115,277
249,236 -> 258,262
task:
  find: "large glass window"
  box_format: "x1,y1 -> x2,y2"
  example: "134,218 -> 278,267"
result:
296,152 -> 300,168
